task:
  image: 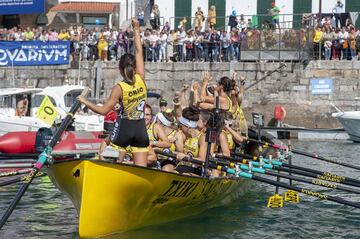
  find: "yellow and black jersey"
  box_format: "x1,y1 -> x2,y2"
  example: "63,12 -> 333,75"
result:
118,74 -> 147,120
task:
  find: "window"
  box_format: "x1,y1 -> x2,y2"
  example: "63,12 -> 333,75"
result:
0,95 -> 13,108
82,16 -> 108,29
64,90 -> 82,107
32,95 -> 57,107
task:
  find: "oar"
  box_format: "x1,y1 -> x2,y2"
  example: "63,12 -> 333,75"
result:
0,172 -> 47,187
0,153 -> 38,159
231,151 -> 360,187
248,138 -> 360,171
291,148 -> 360,171
0,159 -> 37,164
0,163 -> 33,169
155,149 -> 205,166
211,157 -> 360,209
235,170 -> 360,209
0,87 -> 90,230
0,169 -> 32,178
216,155 -> 360,195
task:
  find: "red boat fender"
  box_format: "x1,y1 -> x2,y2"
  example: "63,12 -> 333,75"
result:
274,105 -> 286,121
0,132 -> 36,154
0,131 -> 104,154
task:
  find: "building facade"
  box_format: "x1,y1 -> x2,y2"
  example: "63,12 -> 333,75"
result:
155,0 -> 360,29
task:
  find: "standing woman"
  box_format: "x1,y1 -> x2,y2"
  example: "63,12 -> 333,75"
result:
199,71 -> 235,114
78,18 -> 149,167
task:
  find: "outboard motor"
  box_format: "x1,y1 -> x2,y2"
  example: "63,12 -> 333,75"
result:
35,127 -> 54,153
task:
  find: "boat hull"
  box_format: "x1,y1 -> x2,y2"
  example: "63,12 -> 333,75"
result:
332,111 -> 360,142
47,160 -> 247,238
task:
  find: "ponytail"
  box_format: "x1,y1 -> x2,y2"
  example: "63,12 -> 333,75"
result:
124,64 -> 135,85
119,53 -> 136,85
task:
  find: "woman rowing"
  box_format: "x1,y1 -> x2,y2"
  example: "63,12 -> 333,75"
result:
199,71 -> 235,114
230,73 -> 248,137
78,18 -> 149,167
154,109 -> 182,171
144,104 -> 171,166
223,112 -> 247,152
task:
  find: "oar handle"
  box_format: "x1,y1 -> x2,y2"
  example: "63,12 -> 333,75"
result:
49,87 -> 90,148
154,149 -> 205,166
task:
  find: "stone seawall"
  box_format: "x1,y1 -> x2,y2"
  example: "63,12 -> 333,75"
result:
1,60 -> 359,128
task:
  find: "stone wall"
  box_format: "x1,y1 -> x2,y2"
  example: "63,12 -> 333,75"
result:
1,60 -> 360,128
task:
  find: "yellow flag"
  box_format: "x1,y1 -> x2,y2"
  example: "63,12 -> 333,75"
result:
36,95 -> 58,125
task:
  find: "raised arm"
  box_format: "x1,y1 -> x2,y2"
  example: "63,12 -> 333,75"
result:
200,71 -> 217,105
132,18 -> 145,80
78,85 -> 121,116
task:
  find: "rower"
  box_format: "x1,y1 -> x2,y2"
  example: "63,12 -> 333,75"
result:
174,107 -> 203,176
199,71 -> 235,114
231,74 -> 248,137
197,109 -> 230,177
155,109 -> 181,172
144,104 -> 171,166
78,18 -> 149,167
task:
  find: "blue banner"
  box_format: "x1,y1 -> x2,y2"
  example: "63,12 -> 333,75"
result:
310,78 -> 333,95
0,0 -> 44,15
0,41 -> 70,67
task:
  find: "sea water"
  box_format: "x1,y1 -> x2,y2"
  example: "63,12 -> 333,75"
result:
1,140 -> 360,239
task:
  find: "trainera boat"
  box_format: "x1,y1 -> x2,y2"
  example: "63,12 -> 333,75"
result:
47,159 -> 248,238
46,130 -> 274,238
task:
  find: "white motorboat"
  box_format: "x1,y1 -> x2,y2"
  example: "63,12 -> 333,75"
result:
331,102 -> 360,142
0,85 -> 104,135
332,110 -> 360,142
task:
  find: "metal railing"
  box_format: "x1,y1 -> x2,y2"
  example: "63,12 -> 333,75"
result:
169,13 -> 316,31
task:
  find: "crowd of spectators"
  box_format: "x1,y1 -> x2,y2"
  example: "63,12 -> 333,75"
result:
312,18 -> 360,60
0,9 -> 360,62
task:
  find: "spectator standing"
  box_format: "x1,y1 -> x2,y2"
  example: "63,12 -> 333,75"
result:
176,26 -> 186,62
208,5 -> 216,29
38,30 -> 49,42
185,30 -> 194,61
220,30 -> 230,62
149,29 -> 159,62
163,22 -> 171,32
313,26 -> 323,59
230,29 -> 239,61
349,28 -> 357,60
158,29 -> 168,62
151,4 -> 161,29
179,17 -> 188,30
48,29 -> 58,41
98,35 -> 108,61
228,8 -> 237,30
116,29 -> 126,59
333,0 -> 344,28
332,27 -> 341,60
24,27 -> 34,41
339,27 -> 349,60
269,2 -> 280,30
209,29 -> 220,62
195,7 -> 205,30
137,7 -> 145,27
237,15 -> 247,30
14,27 -> 23,41
193,29 -> 203,62
322,28 -> 333,60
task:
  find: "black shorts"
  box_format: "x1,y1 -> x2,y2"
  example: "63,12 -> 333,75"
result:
110,118 -> 149,152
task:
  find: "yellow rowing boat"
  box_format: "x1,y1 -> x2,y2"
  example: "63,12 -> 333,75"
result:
47,159 -> 248,238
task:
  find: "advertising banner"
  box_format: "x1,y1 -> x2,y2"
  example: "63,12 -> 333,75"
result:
0,0 -> 45,15
0,41 -> 70,66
